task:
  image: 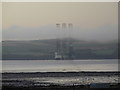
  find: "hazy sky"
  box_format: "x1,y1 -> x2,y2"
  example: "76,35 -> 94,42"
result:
0,3 -> 1,27
2,2 -> 118,41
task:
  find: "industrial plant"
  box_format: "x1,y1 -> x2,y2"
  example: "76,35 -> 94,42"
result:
55,23 -> 74,60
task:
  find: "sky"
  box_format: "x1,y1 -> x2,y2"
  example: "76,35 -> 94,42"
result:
2,2 -> 118,42
0,3 -> 2,42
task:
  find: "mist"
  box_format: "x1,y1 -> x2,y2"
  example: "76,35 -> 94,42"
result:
3,24 -> 118,42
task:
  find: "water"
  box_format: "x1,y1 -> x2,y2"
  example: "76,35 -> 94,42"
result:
2,59 -> 118,73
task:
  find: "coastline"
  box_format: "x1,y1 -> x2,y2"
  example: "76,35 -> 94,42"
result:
2,71 -> 119,90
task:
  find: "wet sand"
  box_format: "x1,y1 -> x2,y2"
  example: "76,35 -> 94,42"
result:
2,72 -> 119,90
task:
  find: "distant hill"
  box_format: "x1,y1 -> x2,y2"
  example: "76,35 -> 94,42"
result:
2,39 -> 118,60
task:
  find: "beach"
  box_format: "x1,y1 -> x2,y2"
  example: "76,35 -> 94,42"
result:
2,72 -> 119,90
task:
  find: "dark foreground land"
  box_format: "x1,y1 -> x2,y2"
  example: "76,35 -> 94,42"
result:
2,85 -> 120,90
2,72 -> 120,90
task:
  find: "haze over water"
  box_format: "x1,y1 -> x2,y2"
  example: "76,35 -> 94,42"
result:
2,59 -> 118,73
1,3 -> 118,73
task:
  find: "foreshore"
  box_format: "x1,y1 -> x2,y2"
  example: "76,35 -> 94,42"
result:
2,71 -> 119,90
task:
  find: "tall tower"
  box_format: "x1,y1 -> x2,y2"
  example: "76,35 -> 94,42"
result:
55,23 -> 62,60
55,23 -> 74,60
68,23 -> 74,60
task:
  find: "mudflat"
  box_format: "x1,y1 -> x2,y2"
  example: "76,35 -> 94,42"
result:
2,72 -> 119,90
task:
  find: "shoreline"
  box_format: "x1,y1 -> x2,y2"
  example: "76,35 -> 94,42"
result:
2,71 -> 119,89
2,71 -> 119,76
2,72 -> 119,80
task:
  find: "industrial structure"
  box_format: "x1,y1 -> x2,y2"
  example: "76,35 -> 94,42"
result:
55,23 -> 74,60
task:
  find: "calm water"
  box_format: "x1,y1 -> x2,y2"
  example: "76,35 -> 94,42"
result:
2,59 -> 118,72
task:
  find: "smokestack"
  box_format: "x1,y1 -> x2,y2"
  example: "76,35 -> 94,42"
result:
62,23 -> 67,29
68,23 -> 73,28
56,23 -> 60,28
